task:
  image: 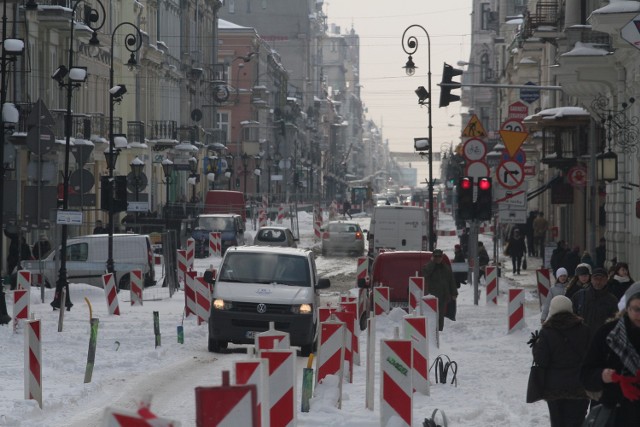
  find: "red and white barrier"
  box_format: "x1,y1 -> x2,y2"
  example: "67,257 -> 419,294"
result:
365,316 -> 376,410
195,276 -> 212,325
17,270 -> 31,291
153,254 -> 163,265
339,300 -> 360,366
130,269 -> 143,307
261,350 -> 296,427
259,209 -> 267,228
255,322 -> 290,353
408,275 -> 424,314
209,232 -> 222,257
13,289 -> 29,332
234,359 -> 269,427
318,306 -> 338,323
31,273 -> 44,287
102,273 -> 120,316
277,204 -> 285,224
403,314 -> 430,395
24,318 -> 42,408
184,271 -> 198,318
195,371 -> 258,427
508,288 -> 525,333
356,257 -> 368,283
177,249 -> 187,285
186,238 -> 195,271
380,339 -> 413,427
374,286 -> 390,315
536,268 -> 551,310
316,321 -> 345,408
485,266 -> 498,305
333,311 -> 355,383
103,397 -> 180,427
421,295 -> 439,349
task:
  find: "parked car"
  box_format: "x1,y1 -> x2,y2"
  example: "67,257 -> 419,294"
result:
254,226 -> 297,248
208,246 -> 330,355
192,213 -> 246,257
321,221 -> 366,257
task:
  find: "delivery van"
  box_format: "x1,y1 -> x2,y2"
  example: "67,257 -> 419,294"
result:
203,190 -> 246,221
22,234 -> 155,290
367,205 -> 429,259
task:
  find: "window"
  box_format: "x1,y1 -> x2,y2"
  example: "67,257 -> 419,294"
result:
481,3 -> 491,30
216,112 -> 229,143
67,243 -> 88,262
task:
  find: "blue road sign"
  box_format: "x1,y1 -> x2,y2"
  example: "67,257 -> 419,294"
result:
520,81 -> 540,104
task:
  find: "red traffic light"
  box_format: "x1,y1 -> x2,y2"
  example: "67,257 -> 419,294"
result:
460,177 -> 472,190
478,177 -> 491,191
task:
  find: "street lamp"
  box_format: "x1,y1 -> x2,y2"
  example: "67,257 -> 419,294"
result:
162,158 -> 174,218
241,152 -> 249,195
254,155 -> 261,195
188,156 -> 199,203
130,155 -> 144,203
0,1 -> 25,324
402,24 -> 436,251
107,21 -> 142,276
51,0 -> 105,311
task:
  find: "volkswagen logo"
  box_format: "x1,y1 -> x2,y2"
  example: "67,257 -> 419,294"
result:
256,303 -> 267,314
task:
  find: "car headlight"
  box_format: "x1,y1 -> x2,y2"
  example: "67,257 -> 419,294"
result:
291,303 -> 312,314
213,299 -> 232,310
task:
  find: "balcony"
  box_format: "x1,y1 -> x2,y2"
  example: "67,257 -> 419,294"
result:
149,120 -> 178,151
127,121 -> 146,145
35,0 -> 96,37
523,1 -> 563,40
49,109 -> 98,141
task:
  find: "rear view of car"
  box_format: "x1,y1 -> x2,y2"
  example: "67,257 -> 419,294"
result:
254,226 -> 297,248
321,221 -> 365,256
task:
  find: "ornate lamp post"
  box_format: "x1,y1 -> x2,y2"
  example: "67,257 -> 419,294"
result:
51,0 -> 105,310
162,158 -> 174,218
402,24 -> 435,251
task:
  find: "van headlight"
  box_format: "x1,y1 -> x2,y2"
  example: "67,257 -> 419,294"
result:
291,303 -> 312,314
213,299 -> 232,310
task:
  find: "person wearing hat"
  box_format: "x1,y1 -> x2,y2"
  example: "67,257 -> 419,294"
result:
32,233 -> 52,260
565,263 -> 592,300
506,227 -> 527,275
530,295 -> 590,426
541,268 -> 570,323
607,262 -> 634,302
571,267 -> 618,338
452,244 -> 467,287
580,282 -> 640,424
422,249 -> 457,331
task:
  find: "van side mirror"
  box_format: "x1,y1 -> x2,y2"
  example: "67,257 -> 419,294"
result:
357,277 -> 369,288
316,278 -> 330,289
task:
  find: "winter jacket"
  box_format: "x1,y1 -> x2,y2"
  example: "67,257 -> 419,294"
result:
533,216 -> 549,238
422,261 -> 457,312
562,251 -> 581,278
571,286 -> 619,337
532,311 -> 590,401
607,276 -> 633,301
550,245 -> 568,273
507,235 -> 526,258
580,316 -> 640,426
541,282 -> 568,322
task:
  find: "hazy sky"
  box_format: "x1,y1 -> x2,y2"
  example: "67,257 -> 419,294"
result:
325,1 -> 473,182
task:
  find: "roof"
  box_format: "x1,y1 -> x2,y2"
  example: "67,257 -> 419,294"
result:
227,246 -> 311,256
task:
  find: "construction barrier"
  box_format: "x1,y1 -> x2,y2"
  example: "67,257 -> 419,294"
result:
421,295 -> 439,349
403,314 -> 430,395
184,271 -> 198,318
485,266 -> 498,305
318,306 -> 338,323
333,311 -> 355,383
508,288 -> 525,333
186,238 -> 195,271
209,232 -> 222,257
408,275 -> 424,314
277,204 -> 285,224
130,269 -> 143,307
195,371 -> 258,427
373,287 -> 390,315
255,322 -> 290,353
177,249 -> 187,285
339,300 -> 360,366
234,359 -> 269,427
356,257 -> 368,283
154,254 -> 163,265
13,289 -> 29,333
102,273 -> 120,316
365,316 -> 376,411
315,321 -> 345,408
25,318 -> 42,408
17,270 -> 31,291
380,339 -> 412,427
261,350 -> 296,427
195,276 -> 211,325
536,268 -> 551,311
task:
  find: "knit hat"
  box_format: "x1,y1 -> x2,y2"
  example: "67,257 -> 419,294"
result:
548,295 -> 573,318
555,267 -> 568,279
623,282 -> 640,308
575,264 -> 591,276
432,249 -> 443,256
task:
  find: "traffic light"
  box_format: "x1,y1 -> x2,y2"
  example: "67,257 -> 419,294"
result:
476,177 -> 493,221
439,62 -> 463,108
457,176 -> 474,220
100,176 -> 128,213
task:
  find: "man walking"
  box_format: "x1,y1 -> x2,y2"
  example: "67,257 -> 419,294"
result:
422,249 -> 458,331
533,212 -> 549,261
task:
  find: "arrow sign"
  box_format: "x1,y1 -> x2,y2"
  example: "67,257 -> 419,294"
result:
496,160 -> 525,189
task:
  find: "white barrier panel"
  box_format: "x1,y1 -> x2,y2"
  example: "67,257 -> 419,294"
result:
316,321 -> 345,408
508,288 -> 525,333
536,269 -> 551,311
261,350 -> 296,427
186,238 -> 195,271
102,273 -> 120,316
130,269 -> 143,306
403,314 -> 430,395
255,322 -> 290,353
13,289 -> 29,333
177,249 -> 187,285
195,276 -> 211,325
365,316 -> 376,411
374,287 -> 390,315
234,359 -> 269,427
184,271 -> 198,318
420,295 -> 439,349
209,232 -> 222,257
24,318 -> 42,408
17,270 -> 31,291
485,266 -> 498,305
408,276 -> 424,314
195,371 -> 257,427
380,339 -> 412,427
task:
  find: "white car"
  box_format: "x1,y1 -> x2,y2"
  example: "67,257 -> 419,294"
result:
253,226 -> 298,248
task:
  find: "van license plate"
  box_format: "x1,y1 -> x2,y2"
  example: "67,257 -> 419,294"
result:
245,331 -> 257,339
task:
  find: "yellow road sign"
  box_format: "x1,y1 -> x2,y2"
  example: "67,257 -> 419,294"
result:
462,114 -> 487,137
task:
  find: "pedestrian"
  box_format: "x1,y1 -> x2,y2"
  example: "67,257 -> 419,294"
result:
459,227 -> 470,257
526,210 -> 538,257
342,200 -> 352,220
32,233 -> 52,260
581,251 -> 595,269
580,282 -> 640,425
607,262 -> 633,302
421,248 -> 458,332
541,268 -> 570,323
531,295 -> 591,427
595,237 -> 606,269
550,240 -> 569,274
571,267 -> 619,338
562,246 -> 581,280
452,244 -> 467,287
93,220 -> 106,234
565,263 -> 592,299
477,241 -> 490,281
533,211 -> 549,259
507,228 -> 527,275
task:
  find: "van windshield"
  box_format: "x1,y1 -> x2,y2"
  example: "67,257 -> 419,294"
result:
219,253 -> 310,287
197,216 -> 235,231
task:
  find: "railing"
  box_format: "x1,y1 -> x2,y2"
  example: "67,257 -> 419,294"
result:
149,120 -> 177,140
127,121 -> 145,143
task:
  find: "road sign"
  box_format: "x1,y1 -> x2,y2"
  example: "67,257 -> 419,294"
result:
499,119 -> 529,158
465,161 -> 490,179
496,160 -> 525,189
56,210 -> 83,225
508,101 -> 529,120
524,163 -> 536,176
502,149 -> 526,165
495,184 -> 528,207
462,114 -> 487,138
26,99 -> 56,127
567,165 -> 588,187
520,81 -> 540,104
26,126 -> 55,156
621,15 -> 640,50
498,206 -> 527,224
462,138 -> 487,161
127,201 -> 149,212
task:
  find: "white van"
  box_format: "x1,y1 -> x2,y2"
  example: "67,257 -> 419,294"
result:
22,234 -> 155,290
367,205 -> 429,258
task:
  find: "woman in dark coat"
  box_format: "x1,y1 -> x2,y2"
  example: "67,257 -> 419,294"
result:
507,228 -> 526,275
607,262 -> 633,302
580,282 -> 640,426
532,295 -> 591,427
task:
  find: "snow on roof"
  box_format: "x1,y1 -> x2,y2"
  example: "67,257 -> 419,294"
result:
218,19 -> 253,30
505,17 -> 523,25
591,1 -> 640,15
532,106 -> 590,120
561,41 -> 610,57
